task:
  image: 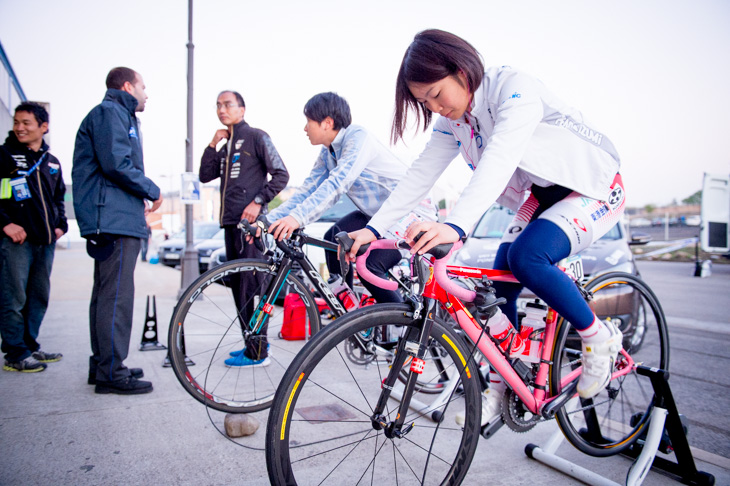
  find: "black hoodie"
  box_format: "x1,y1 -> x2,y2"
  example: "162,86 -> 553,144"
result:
0,131 -> 67,245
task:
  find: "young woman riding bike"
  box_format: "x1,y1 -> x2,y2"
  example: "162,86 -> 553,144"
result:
346,29 -> 627,428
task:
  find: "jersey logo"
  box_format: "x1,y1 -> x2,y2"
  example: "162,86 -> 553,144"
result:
129,126 -> 138,138
11,155 -> 28,168
573,218 -> 587,232
501,92 -> 522,105
608,186 -> 624,209
554,116 -> 604,146
235,139 -> 244,150
230,153 -> 241,179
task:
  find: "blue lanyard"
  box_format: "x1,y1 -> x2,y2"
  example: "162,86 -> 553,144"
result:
18,153 -> 47,177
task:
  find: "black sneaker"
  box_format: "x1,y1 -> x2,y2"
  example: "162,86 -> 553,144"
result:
88,368 -> 144,385
3,356 -> 47,373
31,350 -> 63,363
95,376 -> 153,395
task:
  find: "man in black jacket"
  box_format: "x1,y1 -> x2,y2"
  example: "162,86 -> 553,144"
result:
199,90 -> 289,367
0,102 -> 67,373
73,67 -> 162,394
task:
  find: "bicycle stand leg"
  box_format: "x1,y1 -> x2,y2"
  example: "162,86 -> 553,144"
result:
525,397 -> 620,486
526,440 -> 621,486
388,369 -> 463,423
390,383 -> 435,422
526,367 -> 716,486
626,407 -> 668,486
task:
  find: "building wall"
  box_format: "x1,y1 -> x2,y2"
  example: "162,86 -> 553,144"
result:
0,40 -> 26,138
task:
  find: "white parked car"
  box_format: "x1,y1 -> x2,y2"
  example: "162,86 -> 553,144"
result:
629,217 -> 652,228
685,214 -> 701,226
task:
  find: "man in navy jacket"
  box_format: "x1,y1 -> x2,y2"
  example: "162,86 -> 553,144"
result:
73,67 -> 162,395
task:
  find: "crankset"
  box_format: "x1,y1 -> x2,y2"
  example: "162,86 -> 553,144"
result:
502,389 -> 540,433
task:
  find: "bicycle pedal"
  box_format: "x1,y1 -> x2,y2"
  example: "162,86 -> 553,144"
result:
481,418 -> 504,439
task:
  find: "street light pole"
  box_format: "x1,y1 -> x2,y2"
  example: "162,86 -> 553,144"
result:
180,0 -> 198,295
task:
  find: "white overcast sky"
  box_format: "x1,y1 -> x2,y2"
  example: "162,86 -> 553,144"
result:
1,0 -> 729,209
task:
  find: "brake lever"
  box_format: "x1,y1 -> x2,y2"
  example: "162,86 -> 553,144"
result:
237,218 -> 267,252
335,231 -> 374,280
335,231 -> 354,280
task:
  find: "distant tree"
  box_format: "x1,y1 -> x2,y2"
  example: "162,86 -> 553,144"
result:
682,190 -> 702,205
268,195 -> 284,211
644,204 -> 656,214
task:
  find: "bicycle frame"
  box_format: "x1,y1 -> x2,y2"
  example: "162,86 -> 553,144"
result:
355,239 -> 636,428
239,230 -> 350,342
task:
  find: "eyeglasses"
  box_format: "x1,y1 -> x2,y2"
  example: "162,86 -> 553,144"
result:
216,102 -> 240,110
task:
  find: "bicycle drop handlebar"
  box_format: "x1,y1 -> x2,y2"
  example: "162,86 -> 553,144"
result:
237,217 -> 292,255
335,231 -> 478,303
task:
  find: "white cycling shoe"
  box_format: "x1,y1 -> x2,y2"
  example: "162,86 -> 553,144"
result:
577,320 -> 623,399
455,388 -> 504,427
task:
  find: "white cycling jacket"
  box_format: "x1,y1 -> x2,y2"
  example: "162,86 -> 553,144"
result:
368,66 -> 621,236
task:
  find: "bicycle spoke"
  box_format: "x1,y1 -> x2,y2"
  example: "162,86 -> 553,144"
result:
392,440 -> 427,484
303,377 -> 377,421
290,430 -> 378,465
335,342 -> 379,415
352,435 -> 391,485
391,440 -> 399,485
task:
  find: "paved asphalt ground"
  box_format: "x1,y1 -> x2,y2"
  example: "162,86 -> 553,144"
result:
0,242 -> 728,485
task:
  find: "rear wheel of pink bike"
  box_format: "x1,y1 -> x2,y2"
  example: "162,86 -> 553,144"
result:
550,272 -> 669,457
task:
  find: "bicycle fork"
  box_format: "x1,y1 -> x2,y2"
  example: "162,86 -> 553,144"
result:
370,298 -> 438,439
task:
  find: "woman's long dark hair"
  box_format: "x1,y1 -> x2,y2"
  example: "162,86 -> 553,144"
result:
391,29 -> 484,144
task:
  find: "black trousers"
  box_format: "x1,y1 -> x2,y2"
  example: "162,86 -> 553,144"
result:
323,210 -> 403,304
224,225 -> 267,359
89,237 -> 141,383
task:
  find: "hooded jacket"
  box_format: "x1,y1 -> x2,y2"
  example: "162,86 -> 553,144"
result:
72,89 -> 160,239
199,119 -> 289,226
0,132 -> 68,245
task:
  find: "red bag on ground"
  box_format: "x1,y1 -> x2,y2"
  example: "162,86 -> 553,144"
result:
280,293 -> 327,340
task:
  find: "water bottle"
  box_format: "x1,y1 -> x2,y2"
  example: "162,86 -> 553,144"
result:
519,300 -> 548,364
485,308 -> 526,356
328,276 -> 359,312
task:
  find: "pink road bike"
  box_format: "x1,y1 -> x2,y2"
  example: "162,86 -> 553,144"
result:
266,236 -> 669,485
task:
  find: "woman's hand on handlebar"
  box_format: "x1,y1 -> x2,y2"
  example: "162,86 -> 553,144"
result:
344,228 -> 377,263
269,215 -> 300,241
405,221 -> 459,255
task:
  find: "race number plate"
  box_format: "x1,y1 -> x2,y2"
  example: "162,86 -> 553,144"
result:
561,254 -> 584,281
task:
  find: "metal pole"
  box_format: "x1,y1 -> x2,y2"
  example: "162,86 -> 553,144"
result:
180,0 -> 198,296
